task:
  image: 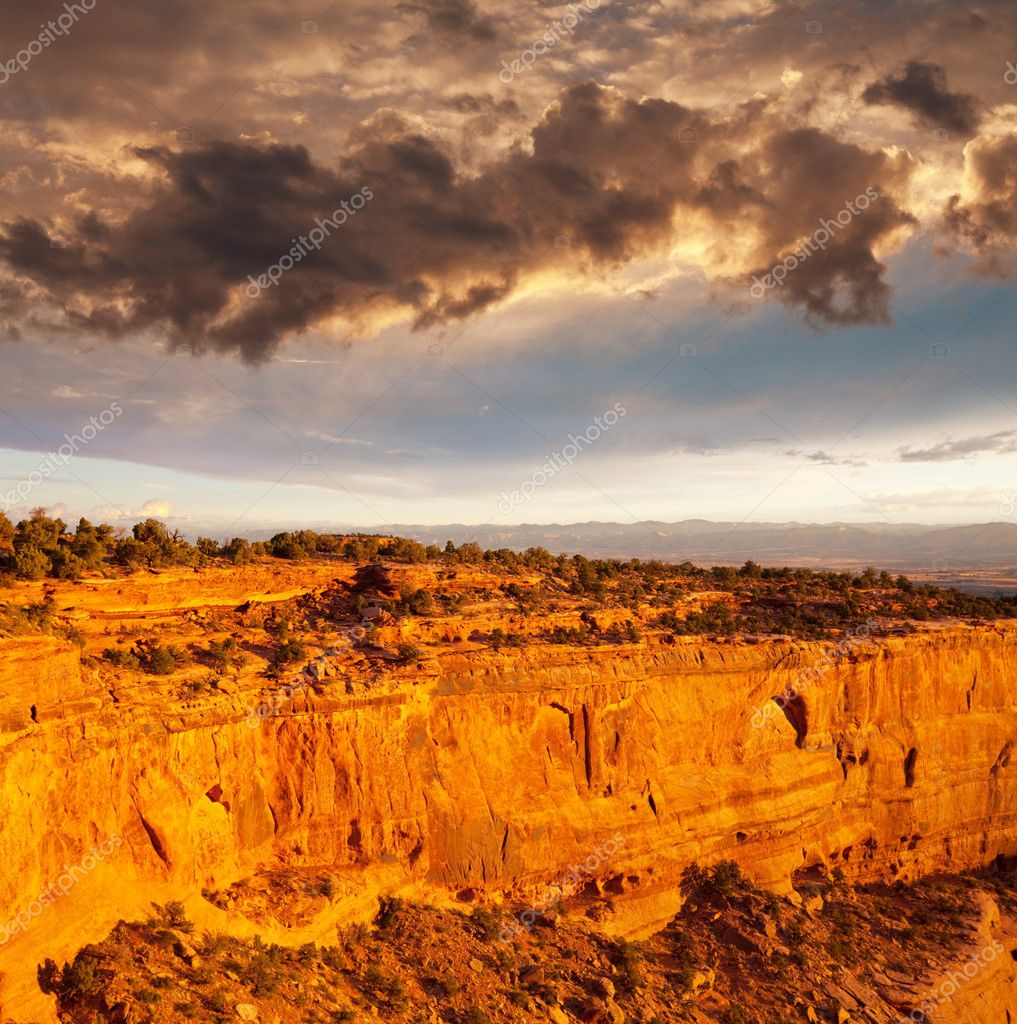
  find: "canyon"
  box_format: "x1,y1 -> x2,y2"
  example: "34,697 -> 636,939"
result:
0,557 -> 1015,1021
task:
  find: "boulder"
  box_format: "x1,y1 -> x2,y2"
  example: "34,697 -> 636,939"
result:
721,924 -> 769,956
580,997 -> 624,1024
604,999 -> 625,1024
520,964 -> 546,985
803,894 -> 825,917
172,939 -> 200,966
592,977 -> 615,999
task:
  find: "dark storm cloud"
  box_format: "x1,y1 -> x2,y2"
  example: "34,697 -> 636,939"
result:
744,127 -> 915,327
0,83 -> 917,359
441,93 -> 521,134
396,0 -> 498,41
862,61 -> 981,135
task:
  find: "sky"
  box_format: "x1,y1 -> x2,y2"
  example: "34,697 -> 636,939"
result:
0,0 -> 1015,535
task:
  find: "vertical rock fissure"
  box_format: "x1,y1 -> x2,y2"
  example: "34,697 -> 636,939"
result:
581,704 -> 592,788
904,747 -> 918,788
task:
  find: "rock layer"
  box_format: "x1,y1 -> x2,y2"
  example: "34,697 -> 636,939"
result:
1,620 -> 1016,1018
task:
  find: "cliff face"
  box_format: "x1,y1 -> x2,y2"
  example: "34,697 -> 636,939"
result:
1,615 -> 1016,1018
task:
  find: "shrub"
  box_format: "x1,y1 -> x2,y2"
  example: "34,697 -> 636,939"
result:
395,642 -> 422,664
471,905 -> 504,941
243,952 -> 281,995
206,638 -> 242,672
221,538 -> 253,565
144,644 -> 190,675
198,933 -> 233,957
712,860 -> 748,896
365,964 -> 407,1007
376,895 -> 403,932
104,647 -> 141,670
38,947 -> 104,998
320,946 -> 345,971
338,921 -> 370,948
681,860 -> 750,900
610,938 -> 645,994
397,587 -> 434,616
14,546 -> 50,580
36,959 -> 61,995
150,900 -> 194,932
276,638 -> 306,666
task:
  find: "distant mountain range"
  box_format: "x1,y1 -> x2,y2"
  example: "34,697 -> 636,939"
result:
378,520 -> 1017,573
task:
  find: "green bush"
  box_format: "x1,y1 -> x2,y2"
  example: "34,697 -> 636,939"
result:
681,860 -> 750,900
610,938 -> 645,994
207,638 -> 242,672
396,643 -> 422,664
376,895 -> 403,932
276,638 -> 306,666
13,546 -> 50,580
144,644 -> 189,675
104,647 -> 142,670
150,901 -> 194,932
471,905 -> 504,941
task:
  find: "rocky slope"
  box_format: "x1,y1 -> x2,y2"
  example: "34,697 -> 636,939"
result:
34,866 -> 1017,1024
0,560 -> 1015,1020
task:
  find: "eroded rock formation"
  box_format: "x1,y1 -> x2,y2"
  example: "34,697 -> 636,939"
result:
1,585 -> 1015,1019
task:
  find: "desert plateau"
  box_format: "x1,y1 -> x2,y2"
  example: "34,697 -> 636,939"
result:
1,522 -> 1016,1023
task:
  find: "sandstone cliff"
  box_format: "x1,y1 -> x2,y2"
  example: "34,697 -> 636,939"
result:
1,578 -> 1015,1019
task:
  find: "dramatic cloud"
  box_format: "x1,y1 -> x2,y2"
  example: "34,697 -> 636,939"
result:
397,0 -> 498,42
0,1 -> 1015,363
946,130 -> 1017,272
862,61 -> 981,135
741,127 -> 914,326
0,83 -> 917,359
0,0 -> 1014,531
